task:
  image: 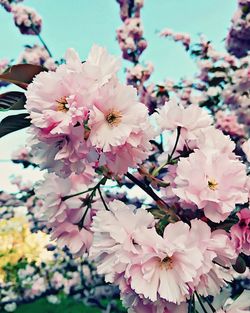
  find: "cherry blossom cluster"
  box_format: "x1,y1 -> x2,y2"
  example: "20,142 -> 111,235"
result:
116,0 -> 147,63
0,0 -> 22,12
17,45 -> 56,70
14,42 -> 250,312
0,0 -> 250,312
35,170 -> 96,256
116,0 -> 143,21
226,0 -> 250,57
25,45 -> 153,177
11,4 -> 42,35
160,28 -> 191,50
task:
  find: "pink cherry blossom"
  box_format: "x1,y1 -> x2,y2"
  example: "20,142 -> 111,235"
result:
90,200 -> 155,282
174,149 -> 248,222
230,208 -> 250,255
125,221 -> 203,304
11,4 -> 42,35
88,82 -> 150,152
154,100 -> 212,134
51,222 -> 93,256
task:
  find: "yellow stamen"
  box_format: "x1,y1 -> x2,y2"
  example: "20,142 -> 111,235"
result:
208,178 -> 218,191
106,109 -> 122,127
161,256 -> 174,270
56,96 -> 69,112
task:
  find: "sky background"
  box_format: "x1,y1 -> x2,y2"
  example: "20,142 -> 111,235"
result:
0,0 -> 237,191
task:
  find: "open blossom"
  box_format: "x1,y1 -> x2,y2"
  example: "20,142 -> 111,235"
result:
25,49 -> 91,135
88,83 -> 149,152
35,173 -> 95,255
230,208 -> 250,255
126,222 -> 203,304
90,200 -> 155,282
154,100 -> 212,134
51,222 -> 93,256
26,45 -> 152,176
11,5 -> 42,35
188,220 -> 237,297
173,149 -> 248,222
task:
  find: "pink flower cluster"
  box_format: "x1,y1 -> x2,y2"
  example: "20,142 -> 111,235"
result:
155,101 -> 249,223
35,171 -> 96,256
231,208 -> 250,255
226,0 -> 250,57
25,45 -> 153,177
17,45 -> 56,70
116,17 -> 147,62
126,62 -> 154,88
11,4 -> 42,35
116,0 -> 144,21
0,0 -> 22,12
215,110 -> 245,137
90,200 -> 237,311
160,28 -> 191,50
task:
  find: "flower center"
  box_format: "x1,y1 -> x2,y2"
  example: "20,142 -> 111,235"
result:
208,178 -> 218,191
161,256 -> 174,270
106,110 -> 122,127
56,96 -> 69,112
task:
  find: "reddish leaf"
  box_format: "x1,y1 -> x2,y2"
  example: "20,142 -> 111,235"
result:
0,64 -> 47,89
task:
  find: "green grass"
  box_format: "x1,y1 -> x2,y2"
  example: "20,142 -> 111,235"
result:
0,297 -> 102,313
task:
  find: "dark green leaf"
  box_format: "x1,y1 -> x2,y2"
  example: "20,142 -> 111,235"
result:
0,64 -> 47,89
233,255 -> 246,274
0,113 -> 30,138
0,91 -> 26,111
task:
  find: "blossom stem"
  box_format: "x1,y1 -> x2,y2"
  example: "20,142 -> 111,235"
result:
204,298 -> 216,313
31,25 -> 53,58
62,177 -> 107,201
195,292 -> 208,313
98,186 -> 109,211
169,126 -> 181,160
126,172 -> 162,202
152,126 -> 181,176
125,172 -> 179,222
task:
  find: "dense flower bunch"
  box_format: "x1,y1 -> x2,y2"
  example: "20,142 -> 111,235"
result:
25,45 -> 153,177
0,0 -> 22,12
160,28 -> 191,50
0,0 -> 250,312
226,0 -> 250,57
11,4 -> 42,35
17,45 -> 56,70
116,0 -> 146,62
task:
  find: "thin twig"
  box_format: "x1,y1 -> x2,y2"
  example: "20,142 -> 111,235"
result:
31,25 -> 53,57
97,186 -> 109,211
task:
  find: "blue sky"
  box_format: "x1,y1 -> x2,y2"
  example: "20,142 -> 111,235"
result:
0,0 -> 237,191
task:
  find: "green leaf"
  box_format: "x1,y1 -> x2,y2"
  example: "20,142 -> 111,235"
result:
0,64 -> 47,89
233,255 -> 246,274
0,113 -> 30,138
0,91 -> 26,111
